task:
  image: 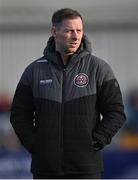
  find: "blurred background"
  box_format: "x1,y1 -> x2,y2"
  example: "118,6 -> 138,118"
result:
0,0 -> 138,178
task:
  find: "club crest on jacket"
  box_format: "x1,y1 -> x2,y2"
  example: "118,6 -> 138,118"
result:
74,73 -> 89,87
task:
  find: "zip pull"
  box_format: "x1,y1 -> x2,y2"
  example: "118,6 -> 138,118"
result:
63,63 -> 67,70
63,66 -> 67,74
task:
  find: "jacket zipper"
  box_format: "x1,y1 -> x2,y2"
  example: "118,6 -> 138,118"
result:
59,67 -> 66,173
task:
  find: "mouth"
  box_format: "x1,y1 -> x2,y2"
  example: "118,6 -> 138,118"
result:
70,42 -> 78,48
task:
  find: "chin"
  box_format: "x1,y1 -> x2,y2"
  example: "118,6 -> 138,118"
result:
67,51 -> 76,55
68,49 -> 78,54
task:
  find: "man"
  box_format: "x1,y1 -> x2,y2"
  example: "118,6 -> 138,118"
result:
10,8 -> 126,179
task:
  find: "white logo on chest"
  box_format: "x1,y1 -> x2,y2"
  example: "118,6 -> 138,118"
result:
40,79 -> 52,84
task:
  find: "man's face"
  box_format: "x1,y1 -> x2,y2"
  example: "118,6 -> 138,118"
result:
52,17 -> 83,55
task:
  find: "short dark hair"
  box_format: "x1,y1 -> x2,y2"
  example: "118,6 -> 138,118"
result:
52,8 -> 83,27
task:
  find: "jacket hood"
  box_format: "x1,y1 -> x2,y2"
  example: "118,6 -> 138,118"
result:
43,35 -> 92,65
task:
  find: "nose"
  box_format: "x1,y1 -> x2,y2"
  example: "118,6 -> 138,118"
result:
72,31 -> 78,40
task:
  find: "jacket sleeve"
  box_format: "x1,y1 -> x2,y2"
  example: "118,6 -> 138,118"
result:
93,61 -> 126,150
10,65 -> 35,153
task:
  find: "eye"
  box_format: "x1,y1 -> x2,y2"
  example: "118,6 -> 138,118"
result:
64,29 -> 70,33
77,29 -> 82,33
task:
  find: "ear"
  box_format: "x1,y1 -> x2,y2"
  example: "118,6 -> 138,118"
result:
51,26 -> 57,37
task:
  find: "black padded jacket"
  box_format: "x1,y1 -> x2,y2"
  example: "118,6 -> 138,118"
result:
10,35 -> 126,175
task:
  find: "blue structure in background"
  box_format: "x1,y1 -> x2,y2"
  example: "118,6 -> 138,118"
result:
0,147 -> 32,179
102,149 -> 138,179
